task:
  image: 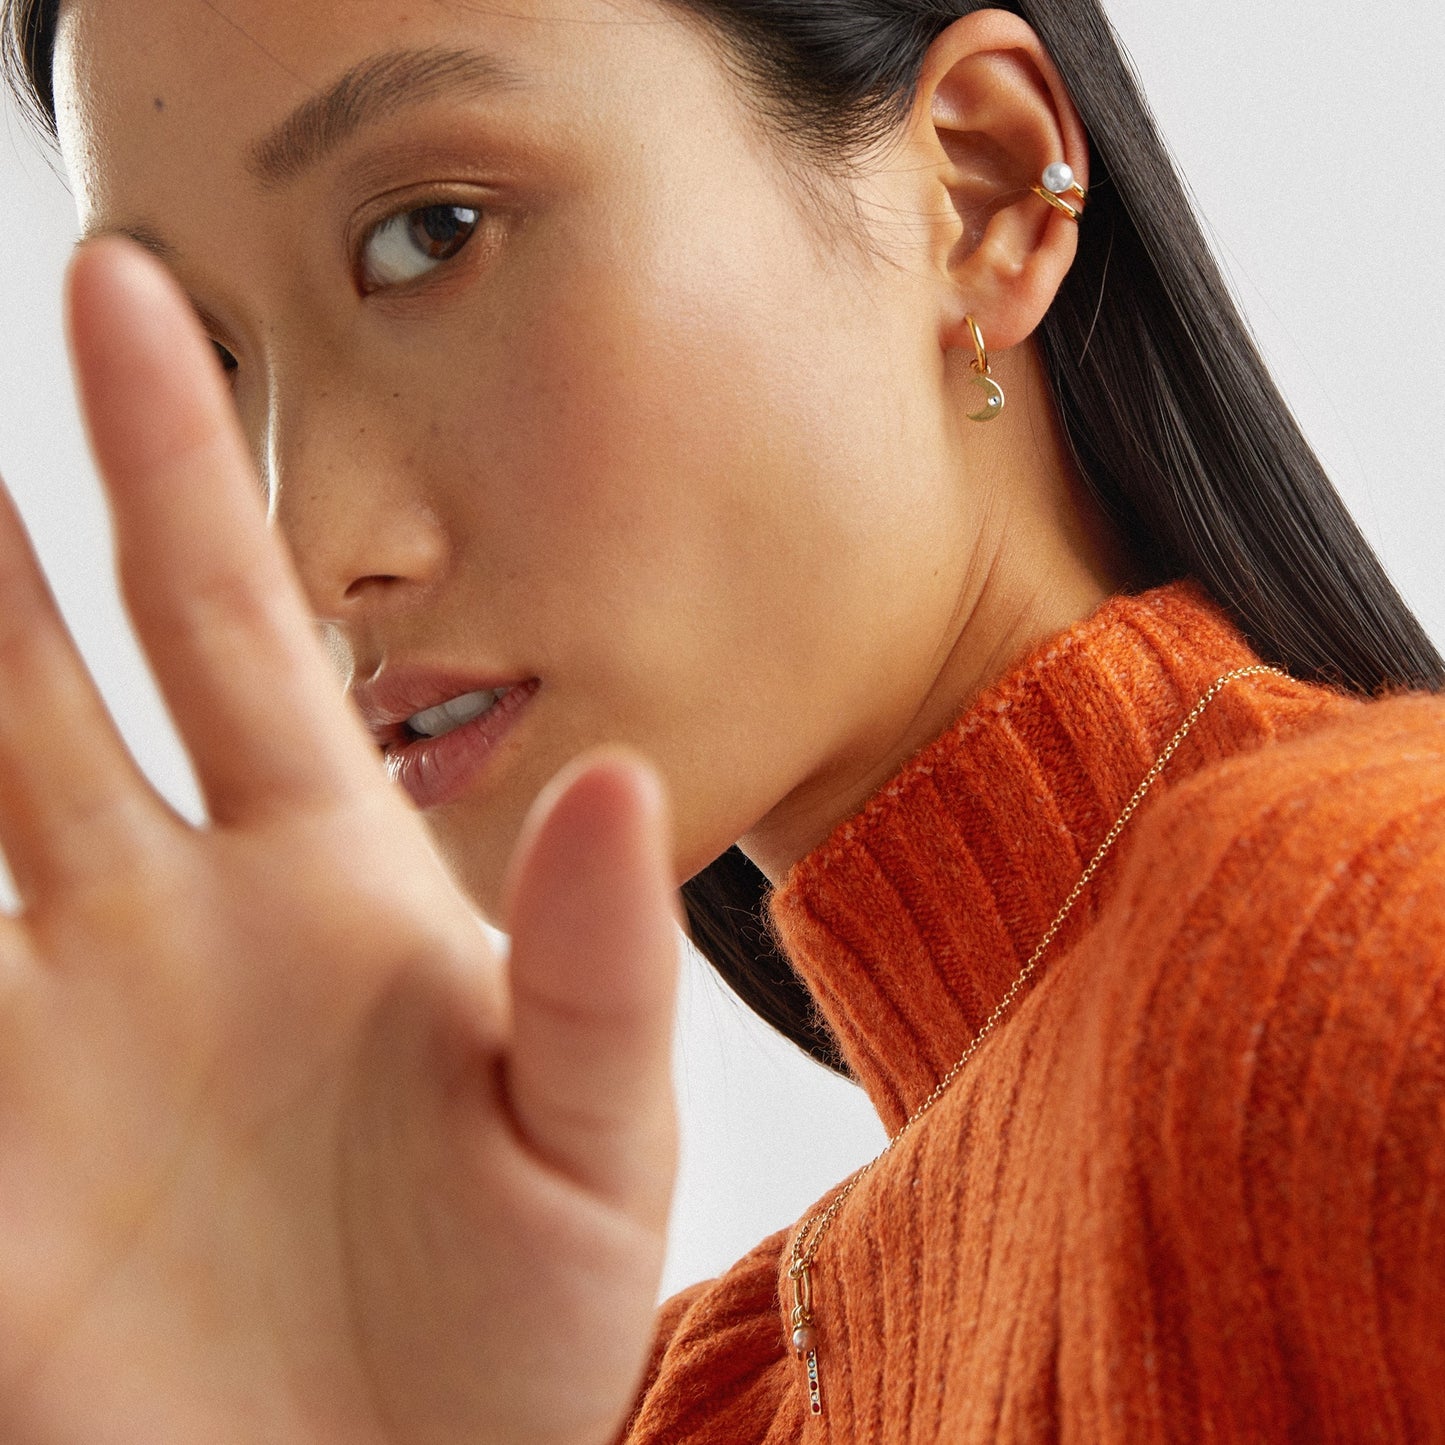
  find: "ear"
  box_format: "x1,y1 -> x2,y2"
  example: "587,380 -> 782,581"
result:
900,9 -> 1091,357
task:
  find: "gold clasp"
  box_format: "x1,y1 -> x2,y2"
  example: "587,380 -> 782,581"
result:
788,1259 -> 813,1326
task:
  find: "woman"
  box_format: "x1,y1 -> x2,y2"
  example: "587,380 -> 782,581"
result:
0,0 -> 1442,1440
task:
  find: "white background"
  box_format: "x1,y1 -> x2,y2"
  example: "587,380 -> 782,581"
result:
1,0 -> 1442,1302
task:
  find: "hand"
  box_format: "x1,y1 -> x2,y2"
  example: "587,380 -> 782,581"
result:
0,238 -> 682,1445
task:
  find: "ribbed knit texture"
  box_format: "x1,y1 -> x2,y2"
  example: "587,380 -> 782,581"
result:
620,577 -> 1445,1443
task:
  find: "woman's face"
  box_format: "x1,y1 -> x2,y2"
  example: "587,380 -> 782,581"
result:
51,0 -> 1095,920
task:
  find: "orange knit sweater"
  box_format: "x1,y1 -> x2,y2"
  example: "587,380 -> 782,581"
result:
620,577 -> 1445,1443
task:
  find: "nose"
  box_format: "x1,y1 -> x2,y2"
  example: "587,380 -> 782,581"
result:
265,388 -> 450,624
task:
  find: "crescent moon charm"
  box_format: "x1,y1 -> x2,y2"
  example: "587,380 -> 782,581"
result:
967,372 -> 1006,423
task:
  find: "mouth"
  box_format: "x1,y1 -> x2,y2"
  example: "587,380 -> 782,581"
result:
398,685 -> 515,743
353,672 -> 543,810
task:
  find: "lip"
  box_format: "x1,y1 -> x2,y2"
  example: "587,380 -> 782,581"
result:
348,668 -> 541,810
373,676 -> 542,811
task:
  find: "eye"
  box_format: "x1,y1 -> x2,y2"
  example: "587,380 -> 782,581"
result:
359,202 -> 483,291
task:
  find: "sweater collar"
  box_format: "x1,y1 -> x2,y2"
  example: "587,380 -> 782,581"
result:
765,577 -> 1279,1133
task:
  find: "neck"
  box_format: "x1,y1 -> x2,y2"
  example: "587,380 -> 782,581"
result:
741,562 -> 1138,887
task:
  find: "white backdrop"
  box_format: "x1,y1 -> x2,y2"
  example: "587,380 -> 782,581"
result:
1,0 -> 1441,1302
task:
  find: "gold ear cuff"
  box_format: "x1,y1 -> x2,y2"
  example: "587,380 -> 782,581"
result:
1031,162 -> 1087,221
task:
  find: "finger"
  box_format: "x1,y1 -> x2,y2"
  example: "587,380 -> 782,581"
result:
64,238 -> 378,826
500,748 -> 683,1221
0,478 -> 167,902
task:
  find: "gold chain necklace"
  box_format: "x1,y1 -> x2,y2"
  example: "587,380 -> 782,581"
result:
786,663 -> 1289,1417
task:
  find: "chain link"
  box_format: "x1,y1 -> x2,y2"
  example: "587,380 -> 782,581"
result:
788,664 -> 1288,1292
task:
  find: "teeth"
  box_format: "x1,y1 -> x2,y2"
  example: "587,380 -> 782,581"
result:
407,687 -> 510,740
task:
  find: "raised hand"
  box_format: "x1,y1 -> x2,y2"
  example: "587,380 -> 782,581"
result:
0,237 -> 683,1445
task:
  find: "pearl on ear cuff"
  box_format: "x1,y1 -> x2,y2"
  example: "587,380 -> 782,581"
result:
1041,162 -> 1077,195
1032,163 -> 1087,220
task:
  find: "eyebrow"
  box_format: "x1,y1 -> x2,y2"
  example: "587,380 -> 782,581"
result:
80,45 -> 533,260
246,45 -> 534,190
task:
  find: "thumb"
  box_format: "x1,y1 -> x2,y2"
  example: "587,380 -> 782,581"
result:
499,747 -> 683,1223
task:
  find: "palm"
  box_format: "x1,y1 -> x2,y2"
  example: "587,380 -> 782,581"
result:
0,239 -> 681,1445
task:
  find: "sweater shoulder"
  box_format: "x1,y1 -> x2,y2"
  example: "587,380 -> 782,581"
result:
1073,691 -> 1445,1436
1116,687 -> 1445,928
1089,688 -> 1445,1057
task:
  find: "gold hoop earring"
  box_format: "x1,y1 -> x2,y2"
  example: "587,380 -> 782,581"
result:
964,317 -> 1005,423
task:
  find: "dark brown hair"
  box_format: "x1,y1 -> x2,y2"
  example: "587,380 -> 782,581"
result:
7,0 -> 1442,1079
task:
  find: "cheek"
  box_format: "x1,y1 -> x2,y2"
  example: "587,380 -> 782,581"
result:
418,201 -> 972,882
487,216 -> 936,640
